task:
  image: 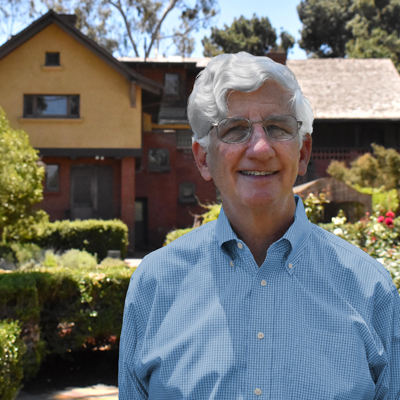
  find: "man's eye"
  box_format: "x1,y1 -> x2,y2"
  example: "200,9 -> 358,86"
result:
267,125 -> 287,136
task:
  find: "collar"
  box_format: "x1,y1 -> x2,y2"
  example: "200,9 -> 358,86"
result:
215,195 -> 312,261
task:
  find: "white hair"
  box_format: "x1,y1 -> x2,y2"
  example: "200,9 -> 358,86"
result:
187,52 -> 314,149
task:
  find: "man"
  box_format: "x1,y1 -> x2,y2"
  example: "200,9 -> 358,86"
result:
119,52 -> 400,399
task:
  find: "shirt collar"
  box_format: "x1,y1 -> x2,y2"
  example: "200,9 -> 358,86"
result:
215,195 -> 311,260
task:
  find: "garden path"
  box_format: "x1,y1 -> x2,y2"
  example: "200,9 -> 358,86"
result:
17,384 -> 118,400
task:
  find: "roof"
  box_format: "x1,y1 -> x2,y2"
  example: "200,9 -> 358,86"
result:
0,11 -> 162,96
122,57 -> 400,120
119,56 -> 211,68
287,59 -> 400,120
293,177 -> 372,211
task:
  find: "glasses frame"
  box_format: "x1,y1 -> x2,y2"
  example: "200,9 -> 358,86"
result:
210,114 -> 303,144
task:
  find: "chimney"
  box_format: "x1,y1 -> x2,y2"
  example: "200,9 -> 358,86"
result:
59,14 -> 77,27
266,50 -> 287,65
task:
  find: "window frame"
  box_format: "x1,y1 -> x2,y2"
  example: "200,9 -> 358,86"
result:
45,52 -> 60,66
45,164 -> 60,192
23,95 -> 80,119
179,182 -> 196,204
147,148 -> 171,172
164,73 -> 180,96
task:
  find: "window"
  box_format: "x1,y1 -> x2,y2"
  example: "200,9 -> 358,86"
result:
164,73 -> 179,95
45,52 -> 60,66
179,183 -> 196,203
24,95 -> 80,118
45,164 -> 60,192
148,148 -> 170,172
177,130 -> 193,149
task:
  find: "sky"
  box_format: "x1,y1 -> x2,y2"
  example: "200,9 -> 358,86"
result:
0,0 -> 308,60
190,0 -> 307,59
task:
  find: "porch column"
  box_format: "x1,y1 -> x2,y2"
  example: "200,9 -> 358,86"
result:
121,157 -> 135,255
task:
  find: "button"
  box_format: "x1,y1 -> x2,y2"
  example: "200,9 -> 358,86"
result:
257,332 -> 264,339
230,261 -> 234,267
254,388 -> 262,396
261,280 -> 267,286
288,263 -> 293,269
237,242 -> 243,249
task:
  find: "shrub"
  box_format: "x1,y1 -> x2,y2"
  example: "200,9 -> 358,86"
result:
0,320 -> 27,400
0,108 -> 46,239
9,219 -> 129,261
0,255 -> 134,383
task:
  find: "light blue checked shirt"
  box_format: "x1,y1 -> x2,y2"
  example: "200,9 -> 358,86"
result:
119,196 -> 400,399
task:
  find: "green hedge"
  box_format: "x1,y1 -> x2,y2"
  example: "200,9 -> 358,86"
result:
0,257 -> 134,389
0,320 -> 26,400
9,219 -> 129,260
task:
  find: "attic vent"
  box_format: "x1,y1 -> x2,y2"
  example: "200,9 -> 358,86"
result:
45,52 -> 60,66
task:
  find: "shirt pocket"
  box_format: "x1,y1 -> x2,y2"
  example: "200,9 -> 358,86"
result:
272,328 -> 376,399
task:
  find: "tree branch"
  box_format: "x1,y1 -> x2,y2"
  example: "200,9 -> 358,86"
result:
146,0 -> 180,58
108,0 -> 140,57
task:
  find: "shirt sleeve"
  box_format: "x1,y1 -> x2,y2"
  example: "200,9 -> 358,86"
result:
118,287 -> 148,399
374,285 -> 400,399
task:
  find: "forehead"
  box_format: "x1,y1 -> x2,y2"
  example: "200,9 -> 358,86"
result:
226,80 -> 293,118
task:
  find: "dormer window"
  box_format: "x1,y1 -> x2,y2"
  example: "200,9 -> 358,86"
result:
45,52 -> 60,66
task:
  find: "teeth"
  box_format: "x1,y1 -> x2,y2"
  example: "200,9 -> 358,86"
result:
241,171 -> 274,176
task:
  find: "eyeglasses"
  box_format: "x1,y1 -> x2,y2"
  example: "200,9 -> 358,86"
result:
210,115 -> 302,144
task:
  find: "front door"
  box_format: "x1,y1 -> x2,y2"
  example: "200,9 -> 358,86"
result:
70,165 -> 114,220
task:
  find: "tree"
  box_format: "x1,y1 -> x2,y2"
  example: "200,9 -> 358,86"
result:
0,0 -> 218,57
202,14 -> 294,57
297,0 -> 400,70
327,143 -> 400,190
0,107 -> 47,240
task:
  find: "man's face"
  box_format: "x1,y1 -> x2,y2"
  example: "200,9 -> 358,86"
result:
192,80 -> 312,212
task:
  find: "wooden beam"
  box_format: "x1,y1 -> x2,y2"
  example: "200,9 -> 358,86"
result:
130,82 -> 136,108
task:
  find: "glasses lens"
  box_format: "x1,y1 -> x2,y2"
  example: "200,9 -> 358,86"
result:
217,118 -> 251,143
263,115 -> 298,141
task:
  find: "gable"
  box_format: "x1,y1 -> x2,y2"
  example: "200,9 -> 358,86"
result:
0,23 -> 143,149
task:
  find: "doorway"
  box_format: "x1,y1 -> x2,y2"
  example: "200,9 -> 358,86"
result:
70,165 -> 114,220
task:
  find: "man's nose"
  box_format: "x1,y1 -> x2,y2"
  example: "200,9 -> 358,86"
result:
246,122 -> 276,157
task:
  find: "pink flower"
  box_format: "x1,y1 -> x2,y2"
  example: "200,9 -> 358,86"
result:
385,217 -> 394,227
386,211 -> 395,218
371,236 -> 377,242
377,216 -> 385,223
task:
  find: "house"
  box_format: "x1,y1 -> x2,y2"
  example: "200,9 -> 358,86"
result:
2,12 -> 400,252
0,11 -> 162,252
287,59 -> 400,184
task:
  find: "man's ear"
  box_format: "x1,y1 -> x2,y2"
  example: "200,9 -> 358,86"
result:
298,133 -> 312,177
192,141 -> 213,181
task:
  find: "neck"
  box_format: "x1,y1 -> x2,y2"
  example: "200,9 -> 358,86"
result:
223,196 -> 296,267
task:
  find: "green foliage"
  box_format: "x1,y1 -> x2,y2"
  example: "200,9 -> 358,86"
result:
328,144 -> 400,193
0,320 -> 26,400
202,14 -> 294,56
0,252 -> 134,384
297,0 -> 400,70
2,0 -> 218,58
0,108 -> 47,239
372,189 -> 399,214
320,208 -> 400,295
7,219 -> 129,261
164,203 -> 221,245
303,192 -> 330,223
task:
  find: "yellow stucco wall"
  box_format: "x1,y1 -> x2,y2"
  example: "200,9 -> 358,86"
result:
0,23 -> 142,149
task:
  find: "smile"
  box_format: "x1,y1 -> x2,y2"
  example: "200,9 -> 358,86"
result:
240,171 -> 276,176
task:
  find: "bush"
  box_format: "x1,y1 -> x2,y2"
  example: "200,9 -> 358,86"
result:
9,219 -> 129,261
0,253 -> 134,383
0,108 -> 46,238
0,320 -> 27,400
